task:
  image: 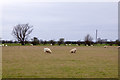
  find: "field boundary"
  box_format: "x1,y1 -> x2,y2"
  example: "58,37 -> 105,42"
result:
1,78 -> 119,80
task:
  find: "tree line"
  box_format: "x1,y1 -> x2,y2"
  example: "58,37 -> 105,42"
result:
1,38 -> 120,46
1,23 -> 120,46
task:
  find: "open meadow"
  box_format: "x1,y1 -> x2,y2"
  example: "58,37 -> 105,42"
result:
2,46 -> 118,78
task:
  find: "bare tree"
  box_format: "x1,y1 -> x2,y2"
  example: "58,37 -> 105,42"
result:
12,23 -> 33,45
84,34 -> 93,46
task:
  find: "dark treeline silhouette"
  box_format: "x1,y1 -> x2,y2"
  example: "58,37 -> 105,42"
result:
1,38 -> 120,46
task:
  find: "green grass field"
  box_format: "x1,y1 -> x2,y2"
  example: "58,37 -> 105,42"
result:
2,46 -> 118,78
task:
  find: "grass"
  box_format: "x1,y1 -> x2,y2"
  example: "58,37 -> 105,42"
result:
2,46 -> 118,78
0,47 -> 1,79
2,43 -> 118,46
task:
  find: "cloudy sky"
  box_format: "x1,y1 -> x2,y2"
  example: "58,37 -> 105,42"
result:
1,1 -> 118,41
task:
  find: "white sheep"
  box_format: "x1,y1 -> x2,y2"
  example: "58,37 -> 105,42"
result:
69,44 -> 71,46
104,46 -> 108,48
50,44 -> 52,46
65,44 -> 68,46
86,44 -> 88,46
5,44 -> 8,46
76,44 -> 78,46
91,45 -> 93,46
117,46 -> 120,48
30,44 -> 33,46
70,48 -> 77,53
2,44 -> 4,46
44,48 -> 52,54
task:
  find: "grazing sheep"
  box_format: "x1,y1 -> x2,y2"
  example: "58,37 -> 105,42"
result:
91,45 -> 93,46
30,44 -> 33,46
76,44 -> 78,46
69,44 -> 71,46
86,44 -> 88,46
70,48 -> 77,53
104,46 -> 108,48
50,44 -> 52,46
2,44 -> 4,46
5,44 -> 8,47
44,48 -> 52,54
118,46 -> 120,48
65,44 -> 68,46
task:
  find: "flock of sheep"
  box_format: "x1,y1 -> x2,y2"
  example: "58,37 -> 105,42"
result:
0,44 -> 119,51
44,48 -> 77,54
44,45 -> 120,54
0,44 -> 7,47
0,44 -> 119,54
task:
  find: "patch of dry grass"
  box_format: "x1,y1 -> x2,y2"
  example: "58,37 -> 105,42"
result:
2,46 -> 118,78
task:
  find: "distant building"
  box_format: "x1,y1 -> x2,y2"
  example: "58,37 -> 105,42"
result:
97,38 -> 108,43
101,39 -> 107,42
97,38 -> 101,42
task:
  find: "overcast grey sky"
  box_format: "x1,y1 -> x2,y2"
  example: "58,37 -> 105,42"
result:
2,2 -> 118,41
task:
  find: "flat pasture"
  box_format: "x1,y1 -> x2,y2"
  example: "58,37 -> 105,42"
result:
2,46 -> 118,78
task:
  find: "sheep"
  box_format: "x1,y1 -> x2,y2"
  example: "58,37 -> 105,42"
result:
50,44 -> 52,46
76,44 -> 78,46
86,44 -> 88,46
117,46 -> 120,49
2,44 -> 4,46
65,44 -> 68,46
44,48 -> 52,54
91,45 -> 93,46
5,44 -> 8,47
69,44 -> 71,46
70,48 -> 77,53
30,44 -> 33,46
104,46 -> 108,48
